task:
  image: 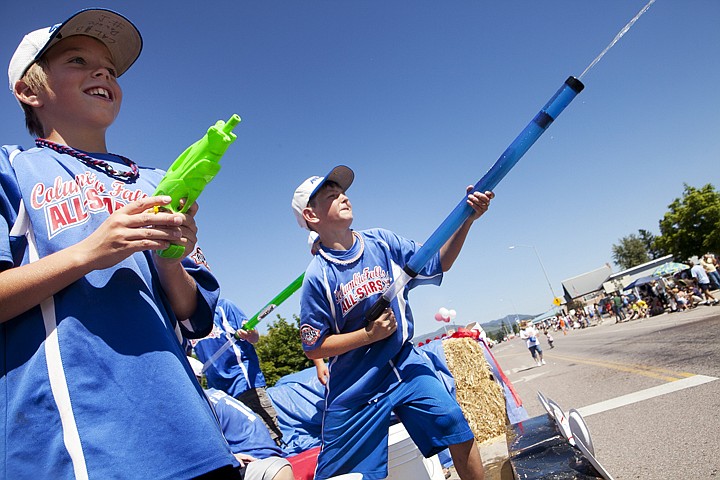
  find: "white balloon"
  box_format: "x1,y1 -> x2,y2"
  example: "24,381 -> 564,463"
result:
439,307 -> 449,319
448,309 -> 457,319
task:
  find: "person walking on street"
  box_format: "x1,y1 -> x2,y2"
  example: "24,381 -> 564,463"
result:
544,330 -> 555,349
520,321 -> 545,366
700,253 -> 720,291
690,261 -> 719,306
612,293 -> 626,322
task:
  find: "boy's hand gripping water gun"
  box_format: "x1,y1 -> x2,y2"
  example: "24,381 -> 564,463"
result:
153,114 -> 241,258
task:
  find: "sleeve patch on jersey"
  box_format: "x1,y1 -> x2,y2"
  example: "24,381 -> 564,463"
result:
300,324 -> 321,347
189,247 -> 209,269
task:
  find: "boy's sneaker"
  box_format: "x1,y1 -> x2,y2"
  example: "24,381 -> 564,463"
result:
541,359 -> 546,365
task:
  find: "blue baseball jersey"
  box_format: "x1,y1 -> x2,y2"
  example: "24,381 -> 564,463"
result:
194,298 -> 267,397
205,388 -> 285,459
0,145 -> 235,479
299,228 -> 443,409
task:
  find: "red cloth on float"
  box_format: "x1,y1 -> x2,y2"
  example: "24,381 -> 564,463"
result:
287,446 -> 320,480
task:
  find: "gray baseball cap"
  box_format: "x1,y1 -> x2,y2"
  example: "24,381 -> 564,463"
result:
8,8 -> 142,92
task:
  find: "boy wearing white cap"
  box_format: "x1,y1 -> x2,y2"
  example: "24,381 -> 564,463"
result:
291,166 -> 493,479
1,9 -> 240,479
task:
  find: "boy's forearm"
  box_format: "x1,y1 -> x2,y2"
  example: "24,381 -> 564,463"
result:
155,262 -> 198,321
0,243 -> 91,323
439,219 -> 473,272
439,189 -> 492,271
305,328 -> 373,359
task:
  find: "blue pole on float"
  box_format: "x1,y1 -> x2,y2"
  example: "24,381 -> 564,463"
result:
365,76 -> 584,322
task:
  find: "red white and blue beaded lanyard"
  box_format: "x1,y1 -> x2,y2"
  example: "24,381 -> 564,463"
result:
35,138 -> 140,182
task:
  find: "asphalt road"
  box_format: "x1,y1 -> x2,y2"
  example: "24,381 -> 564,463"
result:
490,306 -> 720,479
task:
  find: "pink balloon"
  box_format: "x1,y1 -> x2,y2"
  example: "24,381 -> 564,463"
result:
434,312 -> 445,322
444,317 -> 450,323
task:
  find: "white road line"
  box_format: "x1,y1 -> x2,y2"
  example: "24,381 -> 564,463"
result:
513,372 -> 549,383
576,375 -> 718,417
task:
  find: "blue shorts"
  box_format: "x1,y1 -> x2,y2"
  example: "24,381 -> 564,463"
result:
529,344 -> 542,358
315,363 -> 474,480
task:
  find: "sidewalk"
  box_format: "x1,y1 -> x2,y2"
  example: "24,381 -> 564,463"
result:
594,297 -> 720,327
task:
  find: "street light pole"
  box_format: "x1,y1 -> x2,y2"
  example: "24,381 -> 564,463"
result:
499,297 -> 521,327
509,244 -> 558,303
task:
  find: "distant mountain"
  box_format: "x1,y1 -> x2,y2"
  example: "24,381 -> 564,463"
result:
415,324 -> 464,342
416,313 -> 535,340
480,314 -> 535,333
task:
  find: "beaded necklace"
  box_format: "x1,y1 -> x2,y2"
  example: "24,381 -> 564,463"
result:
317,231 -> 365,266
35,138 -> 140,182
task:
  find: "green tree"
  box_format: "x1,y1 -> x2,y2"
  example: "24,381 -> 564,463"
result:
255,314 -> 313,387
637,229 -> 662,259
499,320 -> 513,339
655,184 -> 720,261
612,234 -> 650,269
487,329 -> 502,342
499,321 -> 508,336
566,299 -> 585,313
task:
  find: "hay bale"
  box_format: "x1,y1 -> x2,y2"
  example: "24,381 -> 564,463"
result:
444,337 -> 507,443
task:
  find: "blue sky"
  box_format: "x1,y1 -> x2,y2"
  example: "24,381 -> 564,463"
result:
2,1 -> 718,335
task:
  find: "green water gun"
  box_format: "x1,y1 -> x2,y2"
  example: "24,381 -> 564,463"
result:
154,114 -> 241,258
241,272 -> 306,331
200,273 -> 306,373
